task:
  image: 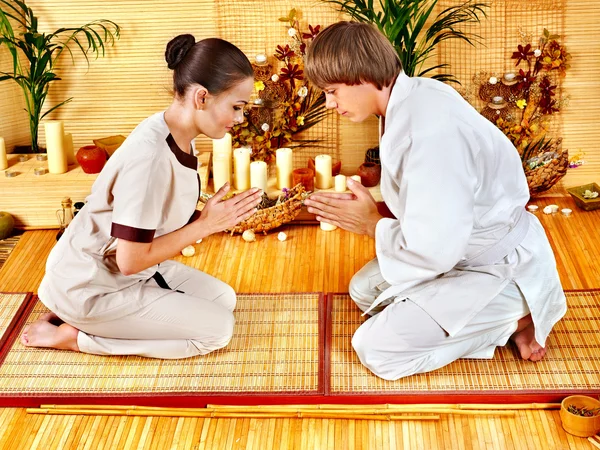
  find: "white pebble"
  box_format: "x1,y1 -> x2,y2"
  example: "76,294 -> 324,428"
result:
242,229 -> 256,242
527,205 -> 538,212
542,206 -> 554,215
196,239 -> 203,244
549,204 -> 559,213
277,232 -> 287,241
181,245 -> 195,257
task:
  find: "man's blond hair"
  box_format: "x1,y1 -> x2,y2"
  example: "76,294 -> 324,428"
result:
305,21 -> 402,90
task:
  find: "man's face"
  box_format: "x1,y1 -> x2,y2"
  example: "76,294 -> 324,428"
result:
322,82 -> 379,122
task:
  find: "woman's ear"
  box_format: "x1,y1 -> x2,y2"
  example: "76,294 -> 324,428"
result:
193,86 -> 209,110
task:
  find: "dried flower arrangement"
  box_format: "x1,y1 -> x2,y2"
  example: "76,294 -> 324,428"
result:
230,9 -> 329,163
471,29 -> 572,195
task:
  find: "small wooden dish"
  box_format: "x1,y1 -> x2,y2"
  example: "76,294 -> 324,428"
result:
560,395 -> 600,437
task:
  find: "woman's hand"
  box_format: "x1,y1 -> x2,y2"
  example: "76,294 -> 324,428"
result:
304,178 -> 383,237
198,183 -> 263,234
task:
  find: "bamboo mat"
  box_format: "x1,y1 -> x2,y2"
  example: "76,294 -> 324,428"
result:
0,293 -> 31,355
0,293 -> 323,400
328,290 -> 600,395
0,234 -> 21,270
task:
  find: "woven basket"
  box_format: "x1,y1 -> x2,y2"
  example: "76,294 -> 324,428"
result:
525,145 -> 569,196
200,183 -> 306,234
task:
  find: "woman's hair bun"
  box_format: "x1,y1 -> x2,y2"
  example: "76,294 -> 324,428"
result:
165,34 -> 196,70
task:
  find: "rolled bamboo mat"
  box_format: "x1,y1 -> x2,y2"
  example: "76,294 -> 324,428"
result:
328,290 -> 600,394
0,293 -> 322,396
0,235 -> 21,270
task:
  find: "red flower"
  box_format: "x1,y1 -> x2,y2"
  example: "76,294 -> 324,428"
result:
299,42 -> 306,55
302,24 -> 321,40
280,63 -> 304,89
515,69 -> 536,92
539,76 -> 556,97
275,44 -> 295,61
539,97 -> 559,115
511,44 -> 534,66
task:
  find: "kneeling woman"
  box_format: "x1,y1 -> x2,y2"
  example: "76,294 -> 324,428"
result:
22,35 -> 262,359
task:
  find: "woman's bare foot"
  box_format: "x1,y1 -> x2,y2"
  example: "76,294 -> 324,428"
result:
510,314 -> 546,361
21,316 -> 80,352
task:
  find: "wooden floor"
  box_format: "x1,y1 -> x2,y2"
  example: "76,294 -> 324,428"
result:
0,194 -> 599,449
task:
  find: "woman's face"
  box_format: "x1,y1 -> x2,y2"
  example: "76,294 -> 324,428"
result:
200,77 -> 254,139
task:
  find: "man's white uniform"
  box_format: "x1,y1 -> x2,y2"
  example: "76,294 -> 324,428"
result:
350,73 -> 567,380
39,112 -> 236,359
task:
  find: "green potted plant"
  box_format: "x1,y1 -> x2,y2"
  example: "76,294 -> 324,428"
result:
323,0 -> 487,84
0,0 -> 120,153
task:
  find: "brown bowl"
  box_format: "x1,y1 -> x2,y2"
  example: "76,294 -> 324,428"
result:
560,395 -> 600,437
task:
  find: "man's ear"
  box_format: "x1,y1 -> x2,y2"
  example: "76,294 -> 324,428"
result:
193,85 -> 209,110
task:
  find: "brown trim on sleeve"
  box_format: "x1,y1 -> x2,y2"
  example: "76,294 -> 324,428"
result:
166,134 -> 198,170
111,222 -> 155,243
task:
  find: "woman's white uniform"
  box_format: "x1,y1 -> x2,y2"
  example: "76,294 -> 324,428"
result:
38,112 -> 236,359
350,73 -> 567,380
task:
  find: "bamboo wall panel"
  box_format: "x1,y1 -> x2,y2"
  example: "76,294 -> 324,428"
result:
2,1 -> 596,181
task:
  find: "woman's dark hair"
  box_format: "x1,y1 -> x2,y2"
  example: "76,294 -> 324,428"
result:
165,34 -> 254,97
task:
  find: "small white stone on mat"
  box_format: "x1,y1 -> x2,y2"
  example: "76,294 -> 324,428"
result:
181,245 -> 195,257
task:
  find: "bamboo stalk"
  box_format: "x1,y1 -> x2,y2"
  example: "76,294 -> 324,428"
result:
26,408 -> 440,421
588,435 -> 600,450
207,403 -> 560,411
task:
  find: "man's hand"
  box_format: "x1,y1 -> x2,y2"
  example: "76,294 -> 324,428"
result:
304,178 -> 383,237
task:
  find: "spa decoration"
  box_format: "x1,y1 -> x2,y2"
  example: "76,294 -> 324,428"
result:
229,9 -> 329,163
200,183 -> 306,234
44,120 -> 67,174
242,230 -> 256,242
468,29 -> 571,195
357,162 -> 381,187
0,1 -> 120,153
277,232 -> 287,242
181,245 -> 195,257
212,133 -> 232,191
0,137 -> 7,170
76,145 -> 106,174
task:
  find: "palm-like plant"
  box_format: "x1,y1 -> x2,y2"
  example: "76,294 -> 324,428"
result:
0,0 -> 120,152
324,0 -> 487,84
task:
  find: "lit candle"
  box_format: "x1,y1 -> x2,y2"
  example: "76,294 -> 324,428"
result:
0,137 -> 7,171
64,132 -> 75,165
250,160 -> 268,192
255,54 -> 267,66
334,174 -> 347,192
212,153 -> 231,192
212,133 -> 232,192
233,147 -> 251,190
315,154 -> 332,189
276,147 -> 293,189
350,175 -> 362,184
44,120 -> 67,174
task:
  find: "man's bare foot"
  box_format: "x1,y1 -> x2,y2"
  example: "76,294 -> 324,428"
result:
39,312 -> 64,326
21,317 -> 80,352
511,314 -> 546,361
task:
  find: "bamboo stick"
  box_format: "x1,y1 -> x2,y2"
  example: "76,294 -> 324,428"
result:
35,405 -> 516,417
588,435 -> 600,450
26,408 -> 440,421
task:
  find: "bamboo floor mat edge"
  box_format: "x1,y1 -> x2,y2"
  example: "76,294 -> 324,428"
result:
0,292 -> 33,365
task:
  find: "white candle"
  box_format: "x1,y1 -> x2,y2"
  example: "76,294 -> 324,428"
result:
63,132 -> 75,165
315,154 -> 332,189
504,72 -> 516,82
212,133 -> 232,192
350,175 -> 362,184
212,153 -> 231,192
0,137 -> 7,171
255,54 -> 267,65
212,133 -> 232,156
276,147 -> 293,189
44,120 -> 67,174
233,147 -> 251,190
250,160 -> 268,192
334,174 -> 347,192
320,222 -> 337,231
